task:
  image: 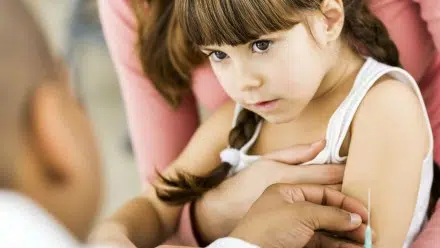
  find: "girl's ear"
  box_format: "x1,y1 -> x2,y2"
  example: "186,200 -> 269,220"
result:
320,0 -> 345,43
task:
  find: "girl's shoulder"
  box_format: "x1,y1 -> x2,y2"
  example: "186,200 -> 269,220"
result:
356,58 -> 426,121
353,76 -> 430,153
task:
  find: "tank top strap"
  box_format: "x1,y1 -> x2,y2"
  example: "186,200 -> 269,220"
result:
323,57 -> 433,164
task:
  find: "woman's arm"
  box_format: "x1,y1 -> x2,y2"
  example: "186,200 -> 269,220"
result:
342,80 -> 430,247
98,0 -> 200,184
97,1 -> 204,245
368,0 -> 437,81
413,0 -> 440,51
92,101 -> 235,247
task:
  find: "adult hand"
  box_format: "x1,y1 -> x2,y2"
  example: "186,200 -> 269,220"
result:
229,184 -> 369,248
194,141 -> 346,242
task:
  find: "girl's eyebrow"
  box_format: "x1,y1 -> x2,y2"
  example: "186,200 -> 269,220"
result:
200,47 -> 217,52
199,29 -> 290,52
199,32 -> 285,52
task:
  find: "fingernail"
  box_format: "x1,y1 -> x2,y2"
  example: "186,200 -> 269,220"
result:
350,213 -> 362,225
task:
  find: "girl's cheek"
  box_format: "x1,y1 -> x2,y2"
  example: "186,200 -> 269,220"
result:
218,76 -> 239,98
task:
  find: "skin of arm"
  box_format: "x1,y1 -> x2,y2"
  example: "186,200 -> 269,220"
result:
107,102 -> 235,247
342,79 -> 431,247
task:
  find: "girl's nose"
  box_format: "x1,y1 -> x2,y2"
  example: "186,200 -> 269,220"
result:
239,76 -> 264,91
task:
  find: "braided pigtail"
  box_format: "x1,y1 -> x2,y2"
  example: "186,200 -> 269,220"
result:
155,109 -> 262,205
344,0 -> 400,67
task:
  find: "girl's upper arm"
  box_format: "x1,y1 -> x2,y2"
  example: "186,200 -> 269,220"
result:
413,0 -> 440,50
342,80 -> 431,247
98,0 -> 200,185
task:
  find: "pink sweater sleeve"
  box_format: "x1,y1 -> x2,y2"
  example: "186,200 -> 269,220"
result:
98,0 -> 198,245
411,201 -> 440,247
413,0 -> 440,50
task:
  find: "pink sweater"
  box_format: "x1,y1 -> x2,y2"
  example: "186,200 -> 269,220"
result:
98,0 -> 440,246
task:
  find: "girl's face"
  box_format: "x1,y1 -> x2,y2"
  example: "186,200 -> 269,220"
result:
201,18 -> 333,124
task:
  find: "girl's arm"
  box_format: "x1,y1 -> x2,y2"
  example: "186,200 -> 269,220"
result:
95,101 -> 235,247
342,80 -> 430,247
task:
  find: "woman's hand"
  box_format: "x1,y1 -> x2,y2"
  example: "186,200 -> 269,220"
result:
194,141 -> 346,243
230,184 -> 367,248
159,185 -> 367,248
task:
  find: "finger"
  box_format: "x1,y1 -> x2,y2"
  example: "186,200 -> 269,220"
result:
277,165 -> 345,186
326,184 -> 342,191
302,202 -> 363,231
278,185 -> 367,221
319,187 -> 368,222
336,224 -> 376,244
334,224 -> 366,244
263,140 -> 326,165
307,233 -> 363,248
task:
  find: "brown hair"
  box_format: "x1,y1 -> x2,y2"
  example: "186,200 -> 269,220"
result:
131,0 -> 205,107
136,0 -> 438,211
155,109 -> 262,204
131,0 -> 400,108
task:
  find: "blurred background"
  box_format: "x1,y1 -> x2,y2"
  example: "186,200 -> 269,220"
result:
23,0 -> 142,217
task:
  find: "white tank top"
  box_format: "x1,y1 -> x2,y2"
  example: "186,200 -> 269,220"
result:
222,57 -> 434,247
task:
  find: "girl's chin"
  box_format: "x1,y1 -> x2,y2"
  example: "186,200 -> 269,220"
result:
261,113 -> 295,124
259,108 -> 303,124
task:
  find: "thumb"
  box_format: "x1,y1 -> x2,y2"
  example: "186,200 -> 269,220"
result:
263,140 -> 326,164
305,203 -> 363,232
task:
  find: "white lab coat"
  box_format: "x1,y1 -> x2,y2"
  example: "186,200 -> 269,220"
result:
0,191 -> 258,248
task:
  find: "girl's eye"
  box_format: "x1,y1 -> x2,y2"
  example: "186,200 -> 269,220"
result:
210,51 -> 228,62
252,40 -> 272,53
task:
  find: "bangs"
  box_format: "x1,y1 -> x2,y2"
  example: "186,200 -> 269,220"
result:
176,0 -> 306,46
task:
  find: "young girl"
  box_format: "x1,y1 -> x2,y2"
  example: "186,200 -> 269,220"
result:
95,0 -> 439,247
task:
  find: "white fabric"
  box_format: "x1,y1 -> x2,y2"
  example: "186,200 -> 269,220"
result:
0,191 -> 115,248
0,191 -> 259,248
225,57 -> 434,247
207,237 -> 260,248
219,107 -> 263,175
220,148 -> 241,167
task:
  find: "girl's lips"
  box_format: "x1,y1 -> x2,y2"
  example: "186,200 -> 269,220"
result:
251,99 -> 280,112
